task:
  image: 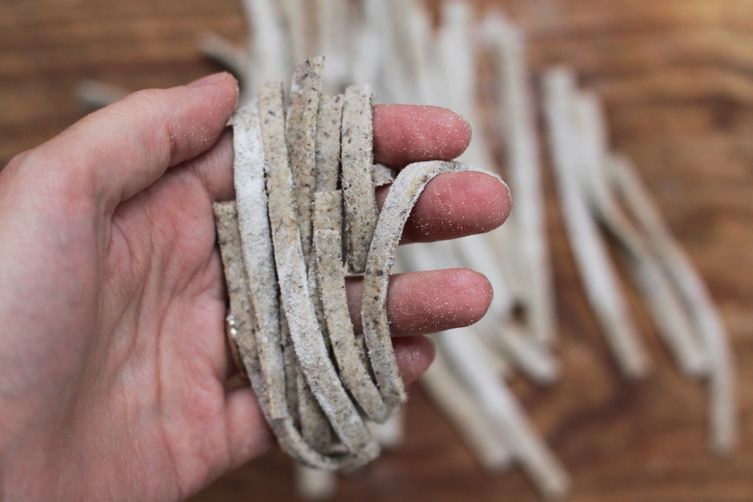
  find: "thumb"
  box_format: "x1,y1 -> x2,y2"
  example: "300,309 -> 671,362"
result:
37,72 -> 239,211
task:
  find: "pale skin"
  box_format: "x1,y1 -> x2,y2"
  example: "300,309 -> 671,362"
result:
0,72 -> 511,501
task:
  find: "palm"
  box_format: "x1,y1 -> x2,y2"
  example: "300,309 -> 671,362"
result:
100,167 -> 255,499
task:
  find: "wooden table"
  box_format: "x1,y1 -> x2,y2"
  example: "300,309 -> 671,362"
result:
2,0 -> 751,499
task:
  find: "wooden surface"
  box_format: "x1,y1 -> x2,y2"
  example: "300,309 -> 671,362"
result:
2,0 -> 752,500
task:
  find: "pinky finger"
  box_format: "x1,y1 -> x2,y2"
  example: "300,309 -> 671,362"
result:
394,335 -> 436,385
224,387 -> 272,469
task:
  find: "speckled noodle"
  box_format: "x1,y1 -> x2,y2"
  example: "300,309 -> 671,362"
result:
307,252 -> 328,332
282,322 -> 300,424
341,85 -> 378,273
213,202 -> 258,379
214,203 -> 347,468
297,369 -> 335,452
372,164 -> 395,187
287,58 -> 335,452
231,104 -> 288,419
287,56 -> 325,259
258,81 -> 379,465
230,106 -> 346,469
361,160 -> 466,408
213,202 -> 277,444
295,289 -> 336,454
313,191 -> 392,422
315,94 -> 344,192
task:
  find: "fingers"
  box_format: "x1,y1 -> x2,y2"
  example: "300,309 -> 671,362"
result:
377,171 -> 511,243
224,268 -> 490,379
373,104 -> 472,167
346,268 -> 493,336
192,103 -> 474,202
39,72 -> 238,210
394,336 -> 436,384
191,141 -> 510,244
223,387 -> 273,470
373,105 -> 510,242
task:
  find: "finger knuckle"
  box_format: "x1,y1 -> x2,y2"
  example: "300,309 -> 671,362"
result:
122,88 -> 175,162
126,87 -> 166,107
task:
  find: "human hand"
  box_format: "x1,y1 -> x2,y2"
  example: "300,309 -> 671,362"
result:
0,72 -> 510,501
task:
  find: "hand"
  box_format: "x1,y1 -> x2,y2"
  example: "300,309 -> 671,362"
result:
0,72 -> 510,501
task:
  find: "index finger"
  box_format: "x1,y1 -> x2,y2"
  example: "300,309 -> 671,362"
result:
194,103 -> 474,202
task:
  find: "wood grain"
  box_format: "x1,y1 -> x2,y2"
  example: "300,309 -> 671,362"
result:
1,0 -> 751,500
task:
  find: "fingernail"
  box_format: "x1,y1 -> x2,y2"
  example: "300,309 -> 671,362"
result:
188,72 -> 229,88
